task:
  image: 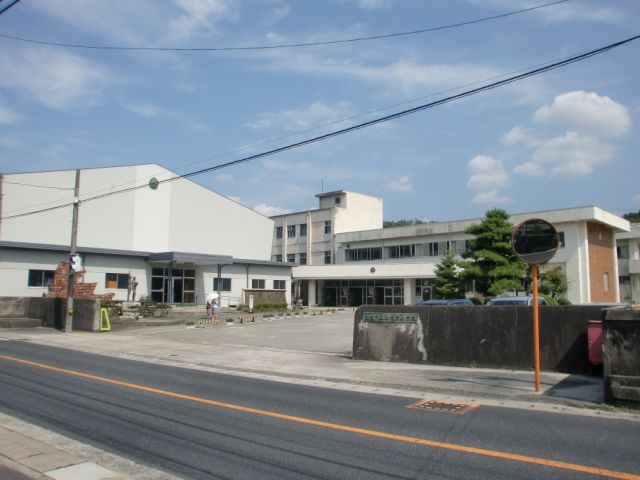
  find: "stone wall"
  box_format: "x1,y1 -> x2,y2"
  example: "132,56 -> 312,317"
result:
603,308 -> 640,406
243,289 -> 287,307
353,305 -> 610,373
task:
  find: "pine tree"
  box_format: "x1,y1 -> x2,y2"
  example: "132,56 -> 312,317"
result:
433,251 -> 463,299
539,265 -> 570,303
459,209 -> 525,297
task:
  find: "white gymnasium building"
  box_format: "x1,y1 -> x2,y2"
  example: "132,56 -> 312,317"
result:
0,164 -> 292,306
271,190 -> 630,306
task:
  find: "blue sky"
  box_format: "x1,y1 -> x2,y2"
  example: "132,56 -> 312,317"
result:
0,0 -> 638,222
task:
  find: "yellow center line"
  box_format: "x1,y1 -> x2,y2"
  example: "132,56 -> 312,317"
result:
1,353 -> 638,480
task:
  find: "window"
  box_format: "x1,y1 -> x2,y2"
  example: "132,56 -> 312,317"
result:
388,244 -> 415,259
324,220 -> 331,234
558,231 -> 566,248
426,242 -> 439,256
275,226 -> 283,239
617,244 -> 629,259
299,252 -> 307,265
272,254 -> 282,262
213,277 -> 231,292
335,196 -> 341,205
287,254 -> 295,263
105,273 -> 129,289
345,247 -> 382,262
603,272 -> 609,293
300,224 -> 307,237
287,225 -> 296,238
324,251 -> 332,264
273,280 -> 286,290
252,279 -> 265,289
28,269 -> 55,287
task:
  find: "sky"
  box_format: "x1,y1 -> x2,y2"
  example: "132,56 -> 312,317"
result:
0,0 -> 639,222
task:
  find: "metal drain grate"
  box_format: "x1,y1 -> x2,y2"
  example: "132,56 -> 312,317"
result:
407,399 -> 479,414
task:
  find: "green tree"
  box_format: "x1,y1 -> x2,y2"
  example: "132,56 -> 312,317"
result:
459,208 -> 525,297
623,211 -> 640,223
433,251 -> 464,299
538,265 -> 570,303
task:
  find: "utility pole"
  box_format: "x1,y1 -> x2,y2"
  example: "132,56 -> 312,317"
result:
65,169 -> 80,333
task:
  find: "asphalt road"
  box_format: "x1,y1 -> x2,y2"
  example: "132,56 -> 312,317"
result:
1,340 -> 639,480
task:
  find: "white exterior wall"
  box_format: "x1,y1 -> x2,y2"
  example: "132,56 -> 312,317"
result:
0,249 -> 66,297
333,192 -> 383,234
1,164 -> 273,260
2,169 -> 79,246
201,263 -> 291,307
616,223 -> 640,304
0,247 -> 148,300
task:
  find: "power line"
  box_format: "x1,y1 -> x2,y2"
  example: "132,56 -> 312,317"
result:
0,0 -> 569,52
0,53 -> 572,218
2,180 -> 75,190
0,0 -> 21,17
1,49 -> 574,217
1,33 -> 638,221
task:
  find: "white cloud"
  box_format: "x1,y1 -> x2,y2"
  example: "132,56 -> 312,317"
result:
0,135 -> 25,149
216,173 -> 233,182
29,0 -> 163,45
253,203 -> 292,216
228,195 -> 242,203
0,105 -> 22,124
471,190 -> 510,205
167,0 -> 237,40
123,101 -> 208,131
500,126 -> 538,147
521,132 -> 616,176
0,48 -> 114,110
260,0 -> 290,24
534,91 -> 631,138
355,0 -> 392,10
464,0 -> 622,23
466,155 -> 508,190
513,161 -> 543,176
264,54 -> 503,96
247,101 -> 353,131
387,175 -> 412,192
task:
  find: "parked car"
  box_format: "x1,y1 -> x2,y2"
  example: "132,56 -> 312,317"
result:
486,295 -> 548,306
416,298 -> 474,306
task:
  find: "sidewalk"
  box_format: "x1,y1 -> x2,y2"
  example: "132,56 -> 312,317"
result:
1,312 -> 638,478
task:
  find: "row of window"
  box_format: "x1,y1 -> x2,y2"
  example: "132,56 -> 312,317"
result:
275,221 -> 331,239
272,251 -> 332,264
345,234 -> 567,263
26,269 -> 287,291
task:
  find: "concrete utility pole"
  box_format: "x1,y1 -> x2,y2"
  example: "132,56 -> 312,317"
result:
65,169 -> 80,333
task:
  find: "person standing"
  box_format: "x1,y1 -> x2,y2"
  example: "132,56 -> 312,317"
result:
212,297 -> 219,326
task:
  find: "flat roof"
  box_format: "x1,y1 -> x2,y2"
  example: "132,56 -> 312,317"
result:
0,241 -> 292,268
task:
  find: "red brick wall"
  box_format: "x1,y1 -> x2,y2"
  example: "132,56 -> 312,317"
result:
587,222 -> 617,303
48,262 -> 114,301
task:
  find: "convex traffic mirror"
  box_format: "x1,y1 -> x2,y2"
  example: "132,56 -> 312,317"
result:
512,218 -> 559,264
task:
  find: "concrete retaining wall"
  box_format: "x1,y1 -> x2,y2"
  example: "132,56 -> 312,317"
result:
353,305 -> 609,374
0,296 -> 100,331
603,308 -> 640,405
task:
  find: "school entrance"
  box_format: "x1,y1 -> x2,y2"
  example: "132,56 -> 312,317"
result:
321,279 -> 404,307
150,267 -> 196,304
